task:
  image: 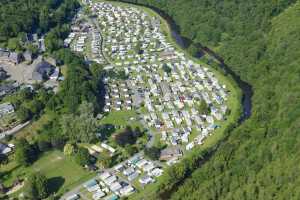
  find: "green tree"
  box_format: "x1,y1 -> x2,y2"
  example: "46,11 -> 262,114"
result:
74,147 -> 90,166
63,143 -> 75,156
24,172 -> 49,200
198,100 -> 210,114
97,153 -> 113,168
15,138 -> 37,166
7,37 -> 22,51
162,63 -> 172,74
144,147 -> 161,160
16,106 -> 32,122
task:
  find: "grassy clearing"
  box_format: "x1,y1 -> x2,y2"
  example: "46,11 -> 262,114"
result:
1,150 -> 95,197
100,110 -> 141,128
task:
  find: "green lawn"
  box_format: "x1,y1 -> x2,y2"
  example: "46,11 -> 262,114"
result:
1,150 -> 95,197
100,110 -> 141,128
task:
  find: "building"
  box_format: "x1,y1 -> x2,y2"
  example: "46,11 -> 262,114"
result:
0,83 -> 18,97
32,58 -> 54,81
9,52 -> 23,64
0,102 -> 14,117
0,143 -> 12,154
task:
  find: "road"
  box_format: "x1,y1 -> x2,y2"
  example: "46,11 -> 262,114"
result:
0,121 -> 30,140
89,16 -> 110,64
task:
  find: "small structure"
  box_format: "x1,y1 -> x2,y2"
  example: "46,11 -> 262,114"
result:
32,58 -> 54,81
0,102 -> 14,117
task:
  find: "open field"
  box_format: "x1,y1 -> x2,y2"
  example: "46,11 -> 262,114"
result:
1,150 -> 95,198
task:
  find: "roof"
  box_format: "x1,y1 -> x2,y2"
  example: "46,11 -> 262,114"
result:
83,179 -> 97,188
104,194 -> 118,200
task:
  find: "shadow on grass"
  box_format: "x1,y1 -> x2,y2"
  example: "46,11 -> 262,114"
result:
47,176 -> 65,194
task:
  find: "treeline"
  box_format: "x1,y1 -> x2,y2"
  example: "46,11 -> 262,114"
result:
0,0 -> 80,50
118,0 -> 300,200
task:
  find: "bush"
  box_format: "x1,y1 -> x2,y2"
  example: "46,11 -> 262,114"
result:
144,147 -> 161,160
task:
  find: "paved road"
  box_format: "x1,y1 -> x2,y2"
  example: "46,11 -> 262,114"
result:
0,121 -> 30,140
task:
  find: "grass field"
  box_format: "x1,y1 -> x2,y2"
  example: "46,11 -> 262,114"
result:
1,150 -> 95,197
100,110 -> 142,128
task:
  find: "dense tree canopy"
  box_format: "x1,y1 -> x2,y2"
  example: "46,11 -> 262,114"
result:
15,138 -> 37,166
0,0 -> 79,48
24,172 -> 49,200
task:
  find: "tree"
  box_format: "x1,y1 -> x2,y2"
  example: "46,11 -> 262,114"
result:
125,145 -> 138,156
114,127 -> 136,147
24,172 -> 49,200
15,139 -> 37,166
37,140 -> 51,152
74,147 -> 90,166
61,102 -> 98,143
134,41 -> 143,54
97,153 -> 113,168
144,147 -> 161,160
198,100 -> 210,114
16,106 -> 32,122
187,43 -> 200,57
162,63 -> 172,74
0,154 -> 8,165
63,143 -> 75,156
7,37 -> 22,51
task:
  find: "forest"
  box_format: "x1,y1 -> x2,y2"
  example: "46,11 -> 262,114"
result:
0,0 -> 79,49
116,0 -> 300,199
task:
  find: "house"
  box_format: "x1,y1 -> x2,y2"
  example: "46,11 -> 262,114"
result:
160,146 -> 183,161
0,143 -> 12,155
9,52 -> 23,64
104,175 -> 117,185
119,185 -> 135,196
149,168 -> 163,177
66,194 -> 80,200
136,159 -> 148,169
92,190 -> 106,199
49,67 -> 60,80
32,58 -> 54,81
99,172 -> 111,180
101,143 -> 116,154
123,167 -> 135,176
0,83 -> 18,97
139,175 -> 154,185
114,164 -> 124,172
0,49 -> 9,60
110,181 -> 122,192
142,162 -> 155,173
128,172 -> 139,181
83,179 -> 98,189
0,102 -> 14,117
104,194 -> 119,200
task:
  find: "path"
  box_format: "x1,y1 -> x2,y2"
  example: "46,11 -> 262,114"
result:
89,16 -> 110,64
0,121 -> 30,140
